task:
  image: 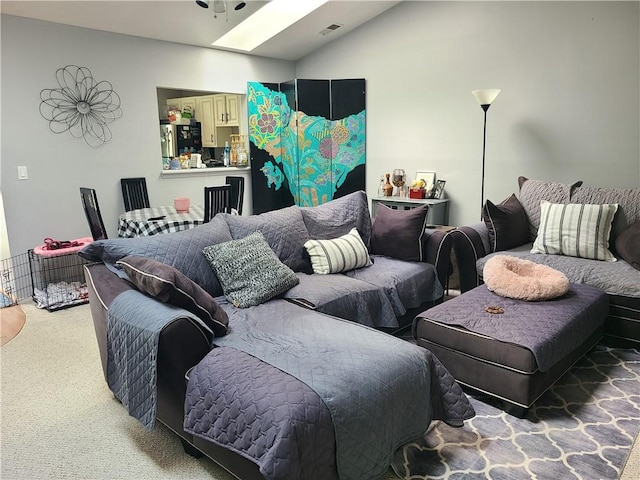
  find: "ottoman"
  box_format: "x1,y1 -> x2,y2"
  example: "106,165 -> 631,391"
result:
413,283 -> 608,416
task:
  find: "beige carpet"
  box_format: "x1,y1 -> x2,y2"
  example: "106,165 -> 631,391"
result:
1,303 -> 638,479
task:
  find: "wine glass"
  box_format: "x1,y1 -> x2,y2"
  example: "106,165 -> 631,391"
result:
392,169 -> 406,196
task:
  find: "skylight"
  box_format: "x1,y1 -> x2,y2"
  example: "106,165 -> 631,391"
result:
212,0 -> 329,52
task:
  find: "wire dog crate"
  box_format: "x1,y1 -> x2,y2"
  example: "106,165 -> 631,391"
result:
27,240 -> 93,311
0,252 -> 33,308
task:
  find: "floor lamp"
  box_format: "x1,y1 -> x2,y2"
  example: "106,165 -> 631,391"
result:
472,89 -> 501,219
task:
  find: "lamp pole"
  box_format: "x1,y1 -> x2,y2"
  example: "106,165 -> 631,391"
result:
472,89 -> 501,220
480,103 -> 489,220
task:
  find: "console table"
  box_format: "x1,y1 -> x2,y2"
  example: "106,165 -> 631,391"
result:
371,197 -> 450,226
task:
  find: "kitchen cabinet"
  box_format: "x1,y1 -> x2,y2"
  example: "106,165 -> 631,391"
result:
195,95 -> 217,147
214,94 -> 240,126
166,97 -> 196,118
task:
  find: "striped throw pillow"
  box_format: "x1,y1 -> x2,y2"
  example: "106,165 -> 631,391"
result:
531,200 -> 618,261
304,228 -> 372,274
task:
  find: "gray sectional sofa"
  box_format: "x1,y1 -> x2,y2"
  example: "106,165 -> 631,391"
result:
79,190 -> 472,480
450,177 -> 640,344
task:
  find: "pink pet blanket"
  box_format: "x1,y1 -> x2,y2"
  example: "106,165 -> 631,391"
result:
483,255 -> 569,301
34,237 -> 93,258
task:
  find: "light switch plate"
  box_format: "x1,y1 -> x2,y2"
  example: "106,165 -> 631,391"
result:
17,166 -> 28,180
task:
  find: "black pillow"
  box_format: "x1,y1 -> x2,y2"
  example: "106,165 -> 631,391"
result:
615,221 -> 640,271
116,255 -> 229,337
483,194 -> 530,252
370,204 -> 429,262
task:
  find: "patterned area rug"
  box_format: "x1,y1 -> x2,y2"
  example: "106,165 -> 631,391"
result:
392,344 -> 640,479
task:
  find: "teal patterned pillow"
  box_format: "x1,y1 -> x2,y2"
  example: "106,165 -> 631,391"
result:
203,231 -> 299,308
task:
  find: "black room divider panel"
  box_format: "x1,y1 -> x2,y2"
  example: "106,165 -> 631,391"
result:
248,79 -> 366,214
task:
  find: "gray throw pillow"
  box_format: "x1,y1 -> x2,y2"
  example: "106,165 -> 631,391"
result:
370,204 -> 429,262
615,221 -> 640,271
300,190 -> 373,247
483,194 -> 530,252
116,255 -> 229,337
78,216 -> 233,297
203,231 -> 299,308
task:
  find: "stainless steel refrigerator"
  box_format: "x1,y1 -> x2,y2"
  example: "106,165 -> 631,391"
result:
160,122 -> 202,160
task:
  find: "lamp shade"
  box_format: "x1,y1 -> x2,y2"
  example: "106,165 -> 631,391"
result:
472,89 -> 501,106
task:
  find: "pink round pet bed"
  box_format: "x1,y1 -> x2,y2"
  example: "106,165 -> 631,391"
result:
483,255 -> 569,301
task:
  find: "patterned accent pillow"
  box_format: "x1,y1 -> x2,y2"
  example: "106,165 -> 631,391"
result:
202,231 -> 299,308
116,255 -> 229,337
483,194 -> 530,252
221,206 -> 310,273
531,201 -> 619,261
304,228 -> 372,274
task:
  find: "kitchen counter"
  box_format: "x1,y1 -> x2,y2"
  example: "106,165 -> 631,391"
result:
161,166 -> 250,177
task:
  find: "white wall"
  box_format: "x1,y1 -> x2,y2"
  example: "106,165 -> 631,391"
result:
297,1 -> 640,225
1,15 -> 295,254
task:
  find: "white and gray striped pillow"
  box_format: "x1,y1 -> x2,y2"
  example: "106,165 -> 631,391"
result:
304,228 -> 372,274
531,200 -> 618,261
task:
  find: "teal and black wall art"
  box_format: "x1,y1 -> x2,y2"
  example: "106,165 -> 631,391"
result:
248,79 -> 366,213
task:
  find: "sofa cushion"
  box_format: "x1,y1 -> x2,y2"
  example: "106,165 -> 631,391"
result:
116,255 -> 229,336
203,231 -> 299,308
570,185 -> 640,245
615,221 -> 640,271
370,204 -> 429,262
300,190 -> 373,247
221,206 -> 310,273
78,216 -> 233,297
283,273 -> 398,328
343,255 -> 443,316
531,201 -> 618,262
304,228 -> 372,274
483,194 -> 530,252
517,176 -> 583,241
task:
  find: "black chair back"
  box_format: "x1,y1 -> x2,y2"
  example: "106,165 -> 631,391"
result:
121,177 -> 150,211
225,176 -> 245,216
203,185 -> 232,223
80,187 -> 108,240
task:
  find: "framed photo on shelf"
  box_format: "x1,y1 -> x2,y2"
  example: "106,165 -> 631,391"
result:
414,171 -> 436,195
432,180 -> 446,199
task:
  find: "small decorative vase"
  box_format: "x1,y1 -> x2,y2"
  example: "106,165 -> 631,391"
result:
382,173 -> 394,197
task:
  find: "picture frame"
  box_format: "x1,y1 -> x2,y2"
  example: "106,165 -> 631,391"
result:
414,171 -> 436,195
432,180 -> 446,199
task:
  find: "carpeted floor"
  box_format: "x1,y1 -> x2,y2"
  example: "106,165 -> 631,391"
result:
1,302 -> 639,479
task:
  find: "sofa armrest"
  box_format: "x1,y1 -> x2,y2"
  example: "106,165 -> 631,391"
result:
84,262 -> 212,434
423,228 -> 453,293
449,223 -> 490,293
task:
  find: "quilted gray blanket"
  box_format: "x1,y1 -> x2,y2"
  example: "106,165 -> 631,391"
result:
107,290 -> 212,428
185,299 -> 474,480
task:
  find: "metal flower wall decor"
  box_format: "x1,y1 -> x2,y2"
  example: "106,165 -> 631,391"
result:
40,65 -> 122,147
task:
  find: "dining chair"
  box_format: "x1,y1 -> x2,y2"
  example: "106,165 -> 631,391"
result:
203,185 -> 232,223
225,176 -> 245,215
80,187 -> 108,240
120,177 -> 150,212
